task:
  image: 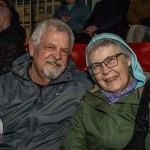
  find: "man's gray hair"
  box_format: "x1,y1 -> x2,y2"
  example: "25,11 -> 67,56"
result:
30,18 -> 75,52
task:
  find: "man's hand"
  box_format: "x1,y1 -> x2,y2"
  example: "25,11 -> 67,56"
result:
61,15 -> 71,23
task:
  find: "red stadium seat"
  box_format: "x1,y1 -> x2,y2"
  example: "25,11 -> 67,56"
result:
70,43 -> 88,71
24,43 -> 29,53
70,42 -> 150,73
128,42 -> 150,72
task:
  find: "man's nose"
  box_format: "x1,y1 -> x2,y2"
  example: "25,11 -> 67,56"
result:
54,49 -> 61,59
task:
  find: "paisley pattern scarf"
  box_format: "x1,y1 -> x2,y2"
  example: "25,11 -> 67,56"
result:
101,78 -> 137,104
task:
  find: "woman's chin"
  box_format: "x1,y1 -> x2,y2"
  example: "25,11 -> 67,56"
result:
105,83 -> 124,93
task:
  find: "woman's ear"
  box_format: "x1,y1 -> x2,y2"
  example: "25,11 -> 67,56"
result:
28,40 -> 36,57
127,57 -> 131,67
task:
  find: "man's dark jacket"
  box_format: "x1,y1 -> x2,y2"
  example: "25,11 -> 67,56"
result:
0,26 -> 26,75
0,54 -> 92,149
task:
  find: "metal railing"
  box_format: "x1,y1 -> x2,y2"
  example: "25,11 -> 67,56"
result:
10,0 -> 61,42
9,0 -> 89,42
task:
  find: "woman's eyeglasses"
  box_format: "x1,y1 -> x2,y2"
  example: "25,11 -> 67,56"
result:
88,53 -> 123,75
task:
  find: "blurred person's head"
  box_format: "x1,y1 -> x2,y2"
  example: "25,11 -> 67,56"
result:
0,5 -> 11,32
29,18 -> 74,85
0,0 -> 10,7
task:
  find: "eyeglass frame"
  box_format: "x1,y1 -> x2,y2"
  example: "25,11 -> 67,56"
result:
88,53 -> 123,75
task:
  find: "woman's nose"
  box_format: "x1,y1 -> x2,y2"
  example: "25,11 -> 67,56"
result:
101,63 -> 111,74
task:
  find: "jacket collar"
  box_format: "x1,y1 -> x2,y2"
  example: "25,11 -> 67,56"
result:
86,88 -> 140,118
88,84 -> 140,107
11,54 -> 80,84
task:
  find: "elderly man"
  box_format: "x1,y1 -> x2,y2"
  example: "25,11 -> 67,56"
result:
0,6 -> 26,75
0,18 -> 92,150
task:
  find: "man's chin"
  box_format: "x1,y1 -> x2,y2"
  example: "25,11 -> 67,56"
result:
44,69 -> 60,79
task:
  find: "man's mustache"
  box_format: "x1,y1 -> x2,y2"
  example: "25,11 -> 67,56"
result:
46,57 -> 62,66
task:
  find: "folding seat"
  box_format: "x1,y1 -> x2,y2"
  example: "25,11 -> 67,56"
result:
24,43 -> 29,53
128,42 -> 150,72
70,42 -> 150,73
70,43 -> 88,71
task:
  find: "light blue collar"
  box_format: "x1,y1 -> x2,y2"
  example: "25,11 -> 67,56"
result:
67,4 -> 74,11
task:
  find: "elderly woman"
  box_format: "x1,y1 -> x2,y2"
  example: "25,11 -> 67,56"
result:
62,33 -> 150,149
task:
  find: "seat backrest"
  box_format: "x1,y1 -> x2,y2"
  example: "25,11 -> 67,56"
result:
128,42 -> 150,72
24,43 -> 29,53
70,42 -> 150,74
70,43 -> 88,71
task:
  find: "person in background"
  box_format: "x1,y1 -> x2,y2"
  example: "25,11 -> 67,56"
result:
126,0 -> 150,42
75,0 -> 130,44
125,24 -> 150,42
0,18 -> 92,150
0,5 -> 26,75
0,0 -> 26,43
53,0 -> 91,39
127,0 -> 150,26
61,33 -> 150,149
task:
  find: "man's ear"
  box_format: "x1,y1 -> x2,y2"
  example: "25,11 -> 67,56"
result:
29,40 -> 36,57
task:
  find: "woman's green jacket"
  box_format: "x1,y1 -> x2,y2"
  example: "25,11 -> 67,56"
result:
62,85 -> 150,150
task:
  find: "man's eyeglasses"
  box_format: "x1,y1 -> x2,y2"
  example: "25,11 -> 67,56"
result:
88,53 -> 123,75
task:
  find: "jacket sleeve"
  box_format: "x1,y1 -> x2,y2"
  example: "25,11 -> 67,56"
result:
61,97 -> 88,150
69,7 -> 91,33
0,37 -> 26,70
96,0 -> 130,30
84,0 -> 130,31
83,1 -> 103,29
